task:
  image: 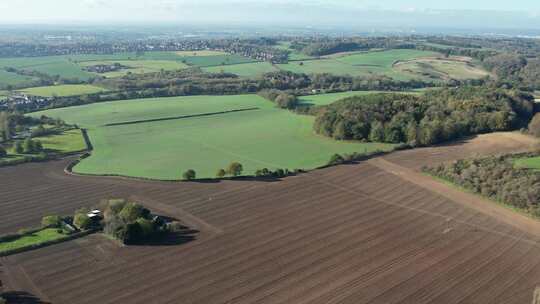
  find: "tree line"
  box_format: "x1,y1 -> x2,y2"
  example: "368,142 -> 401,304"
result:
313,86 -> 535,146
424,154 -> 540,217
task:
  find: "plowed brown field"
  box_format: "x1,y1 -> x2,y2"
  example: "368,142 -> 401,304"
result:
1,132 -> 540,304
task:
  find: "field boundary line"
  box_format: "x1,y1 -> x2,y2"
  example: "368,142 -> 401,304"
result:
103,107 -> 260,127
368,157 -> 540,240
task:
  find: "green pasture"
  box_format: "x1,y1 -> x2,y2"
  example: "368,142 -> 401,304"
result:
38,129 -> 88,154
181,54 -> 256,67
175,50 -> 228,57
394,58 -> 489,81
78,60 -> 189,77
0,69 -> 37,87
335,49 -> 438,66
20,84 -> 108,97
202,62 -> 279,77
0,228 -> 66,253
297,91 -> 413,106
0,51 -> 254,88
514,156 -> 540,171
31,94 -> 394,179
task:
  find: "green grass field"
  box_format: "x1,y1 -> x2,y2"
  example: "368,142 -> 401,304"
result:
20,84 -> 108,97
202,62 -> 279,77
0,51 -> 255,88
277,59 -> 378,77
0,228 -> 65,253
175,50 -> 228,57
298,91 -> 408,106
276,49 -> 439,79
514,156 -> 540,170
394,58 -> 489,81
38,129 -> 87,153
79,60 -> 189,77
31,95 -> 394,179
0,69 -> 37,87
335,49 -> 438,66
273,49 -> 488,81
181,55 -> 256,67
0,56 -> 94,88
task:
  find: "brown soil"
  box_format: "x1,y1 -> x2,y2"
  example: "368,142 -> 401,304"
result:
1,132 -> 540,304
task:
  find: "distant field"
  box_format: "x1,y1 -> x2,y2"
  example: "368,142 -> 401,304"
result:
277,59 -> 376,77
273,49 -> 488,82
298,91 -> 413,106
20,84 -> 108,97
78,60 -> 189,77
175,50 -> 228,56
336,49 -> 438,66
202,62 -> 278,77
0,56 -> 94,88
0,69 -> 37,87
31,95 -> 394,179
0,51 -> 255,88
276,50 -> 439,79
275,41 -> 316,61
394,58 -> 490,81
181,54 -> 256,67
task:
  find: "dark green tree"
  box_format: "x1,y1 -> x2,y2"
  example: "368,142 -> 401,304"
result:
369,121 -> 385,142
41,215 -> 63,228
227,162 -> 243,177
14,141 -> 23,154
182,169 -> 196,180
216,168 -> 227,178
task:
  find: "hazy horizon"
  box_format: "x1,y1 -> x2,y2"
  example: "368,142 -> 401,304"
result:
2,0 -> 540,30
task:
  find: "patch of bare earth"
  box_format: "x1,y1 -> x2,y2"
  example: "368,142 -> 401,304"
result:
1,132 -> 540,304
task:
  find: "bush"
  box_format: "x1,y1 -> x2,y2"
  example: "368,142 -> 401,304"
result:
0,146 -> 6,158
328,154 -> 345,166
227,162 -> 243,177
14,141 -> 23,154
167,221 -> 185,232
182,169 -> 196,180
529,113 -> 540,137
73,212 -> 91,230
101,198 -> 127,221
423,153 -> 540,216
216,168 -> 227,178
118,203 -> 149,224
41,215 -> 62,228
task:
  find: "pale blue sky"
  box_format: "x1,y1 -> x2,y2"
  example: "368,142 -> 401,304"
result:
1,0 -> 540,28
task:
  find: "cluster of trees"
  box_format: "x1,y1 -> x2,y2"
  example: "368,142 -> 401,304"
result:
288,37 -> 416,57
258,89 -> 298,109
0,111 -> 65,141
13,138 -> 43,154
424,154 -> 540,216
314,87 -> 534,146
216,162 -> 243,178
480,52 -> 540,91
254,168 -> 291,178
97,199 -> 171,244
1,67 -> 87,90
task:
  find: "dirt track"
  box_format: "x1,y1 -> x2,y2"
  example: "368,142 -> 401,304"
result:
1,132 -> 540,304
